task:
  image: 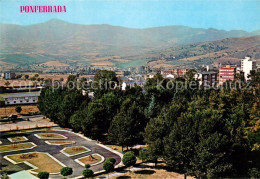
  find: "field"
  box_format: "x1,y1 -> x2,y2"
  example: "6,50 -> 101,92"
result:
46,140 -> 75,145
0,79 -> 37,87
8,136 -> 28,142
0,142 -> 35,153
0,105 -> 39,117
36,133 -> 67,139
6,152 -> 64,173
78,154 -> 103,165
40,61 -> 69,67
62,146 -> 90,156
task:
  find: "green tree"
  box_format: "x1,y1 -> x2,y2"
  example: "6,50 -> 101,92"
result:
93,70 -> 119,90
144,117 -> 169,167
58,89 -> 87,127
163,108 -> 234,178
185,69 -> 197,81
139,149 -> 149,162
108,99 -> 147,150
37,171 -> 49,179
81,102 -> 107,139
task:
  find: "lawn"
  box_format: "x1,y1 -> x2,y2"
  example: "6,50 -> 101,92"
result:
0,142 -> 35,153
0,105 -> 39,117
106,145 -> 127,153
78,154 -> 103,165
6,152 -> 64,173
62,146 -> 90,156
8,136 -> 28,142
36,133 -> 67,139
46,140 -> 75,145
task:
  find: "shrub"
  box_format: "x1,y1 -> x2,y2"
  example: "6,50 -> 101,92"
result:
106,157 -> 116,165
249,168 -> 260,178
82,168 -> 94,178
122,151 -> 136,167
38,171 -> 49,179
60,167 -> 73,177
85,164 -> 91,168
1,173 -> 9,179
103,161 -> 114,173
15,106 -> 22,113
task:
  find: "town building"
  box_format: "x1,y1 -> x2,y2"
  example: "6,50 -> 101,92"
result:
8,170 -> 38,179
3,72 -> 16,80
172,69 -> 188,77
195,71 -> 218,86
165,74 -> 175,79
241,57 -> 256,81
1,92 -> 41,105
161,70 -> 173,76
219,65 -> 236,85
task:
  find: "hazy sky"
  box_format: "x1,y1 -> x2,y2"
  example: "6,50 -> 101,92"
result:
0,0 -> 259,31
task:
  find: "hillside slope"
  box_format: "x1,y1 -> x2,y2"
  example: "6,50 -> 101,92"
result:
147,36 -> 260,68
0,19 -> 259,67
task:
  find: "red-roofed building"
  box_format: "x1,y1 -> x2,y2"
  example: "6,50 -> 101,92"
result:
172,69 -> 188,77
219,65 -> 236,85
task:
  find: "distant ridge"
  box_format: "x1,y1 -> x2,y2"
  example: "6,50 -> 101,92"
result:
0,19 -> 259,67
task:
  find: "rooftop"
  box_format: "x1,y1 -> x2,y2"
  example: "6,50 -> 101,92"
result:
0,92 -> 41,98
8,170 -> 38,179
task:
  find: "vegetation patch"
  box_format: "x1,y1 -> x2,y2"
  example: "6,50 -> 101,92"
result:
45,140 -> 75,145
75,153 -> 104,166
7,136 -> 28,143
61,146 -> 90,157
5,152 -> 65,174
35,133 -> 67,139
0,142 -> 36,153
107,145 -> 127,153
110,167 -> 195,179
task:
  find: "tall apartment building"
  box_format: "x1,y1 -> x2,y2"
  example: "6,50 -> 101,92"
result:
195,71 -> 218,86
241,57 -> 256,81
219,65 -> 236,85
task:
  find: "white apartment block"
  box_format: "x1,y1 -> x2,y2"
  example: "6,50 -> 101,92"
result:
241,57 -> 256,81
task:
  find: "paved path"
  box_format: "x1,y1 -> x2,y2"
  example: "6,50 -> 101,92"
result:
0,129 -> 121,178
0,116 -> 57,132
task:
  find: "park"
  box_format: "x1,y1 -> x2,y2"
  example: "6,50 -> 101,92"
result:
0,129 -> 121,178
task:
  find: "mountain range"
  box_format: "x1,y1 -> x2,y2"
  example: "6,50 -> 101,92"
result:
0,19 -> 259,68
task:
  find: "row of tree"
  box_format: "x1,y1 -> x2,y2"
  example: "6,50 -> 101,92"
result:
38,70 -> 260,178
